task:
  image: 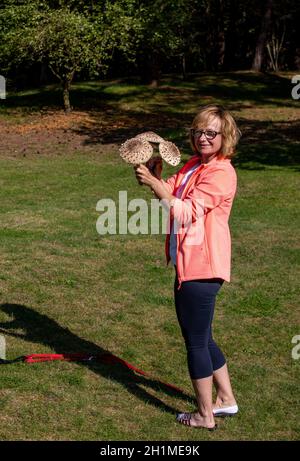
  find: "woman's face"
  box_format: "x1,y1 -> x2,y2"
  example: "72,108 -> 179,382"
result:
193,116 -> 222,162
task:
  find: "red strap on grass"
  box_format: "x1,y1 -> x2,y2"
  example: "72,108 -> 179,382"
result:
25,353 -> 90,363
24,352 -> 183,393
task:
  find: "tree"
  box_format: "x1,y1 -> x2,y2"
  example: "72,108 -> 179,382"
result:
252,0 -> 273,71
1,0 -> 299,88
0,0 -> 138,111
133,0 -> 197,86
34,9 -> 109,112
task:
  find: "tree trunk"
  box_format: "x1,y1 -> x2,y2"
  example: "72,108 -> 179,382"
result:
40,63 -> 48,85
223,0 -> 238,70
62,79 -> 71,113
252,0 -> 273,71
182,54 -> 186,80
216,0 -> 225,69
205,0 -> 225,71
139,52 -> 161,87
148,55 -> 161,87
49,65 -> 74,112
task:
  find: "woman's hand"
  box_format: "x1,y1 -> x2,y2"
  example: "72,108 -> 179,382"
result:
134,162 -> 174,204
134,163 -> 158,188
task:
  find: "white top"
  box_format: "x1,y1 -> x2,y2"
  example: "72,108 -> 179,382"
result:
169,161 -> 201,266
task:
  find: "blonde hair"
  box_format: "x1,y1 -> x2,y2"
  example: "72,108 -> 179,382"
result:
190,104 -> 241,158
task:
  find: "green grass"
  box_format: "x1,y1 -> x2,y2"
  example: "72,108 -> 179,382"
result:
0,72 -> 299,440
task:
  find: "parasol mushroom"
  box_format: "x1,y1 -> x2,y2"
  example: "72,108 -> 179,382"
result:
119,138 -> 153,165
159,140 -> 181,166
119,132 -> 181,185
135,131 -> 164,144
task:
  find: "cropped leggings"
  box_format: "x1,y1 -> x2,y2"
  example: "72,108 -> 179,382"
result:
174,269 -> 226,380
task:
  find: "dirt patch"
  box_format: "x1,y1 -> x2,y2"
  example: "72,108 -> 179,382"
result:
0,108 -> 189,159
0,110 -> 101,158
1,104 -> 299,168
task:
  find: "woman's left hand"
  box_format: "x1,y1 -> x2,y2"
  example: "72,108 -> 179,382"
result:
134,164 -> 157,188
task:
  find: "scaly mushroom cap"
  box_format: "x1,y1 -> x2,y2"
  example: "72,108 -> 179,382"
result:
135,131 -> 164,143
119,138 -> 153,165
159,141 -> 181,166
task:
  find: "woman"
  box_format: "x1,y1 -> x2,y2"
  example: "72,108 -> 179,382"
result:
134,104 -> 240,430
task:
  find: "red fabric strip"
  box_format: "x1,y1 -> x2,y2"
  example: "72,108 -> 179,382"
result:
24,353 -> 183,393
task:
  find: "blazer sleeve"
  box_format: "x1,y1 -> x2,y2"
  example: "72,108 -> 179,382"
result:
171,167 -> 237,225
160,172 -> 177,194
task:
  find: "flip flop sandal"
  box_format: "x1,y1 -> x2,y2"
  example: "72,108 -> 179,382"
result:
176,413 -> 218,431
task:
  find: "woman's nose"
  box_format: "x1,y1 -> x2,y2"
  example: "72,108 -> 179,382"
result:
196,132 -> 207,141
199,133 -> 206,139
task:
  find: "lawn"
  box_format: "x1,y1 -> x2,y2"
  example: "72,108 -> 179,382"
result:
0,71 -> 299,440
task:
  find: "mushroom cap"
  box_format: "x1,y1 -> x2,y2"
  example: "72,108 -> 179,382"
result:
119,138 -> 153,165
135,131 -> 164,143
159,141 -> 181,166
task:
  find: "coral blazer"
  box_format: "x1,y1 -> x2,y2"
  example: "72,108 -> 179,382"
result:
161,154 -> 237,290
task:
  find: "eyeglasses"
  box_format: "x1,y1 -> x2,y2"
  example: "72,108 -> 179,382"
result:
190,129 -> 222,140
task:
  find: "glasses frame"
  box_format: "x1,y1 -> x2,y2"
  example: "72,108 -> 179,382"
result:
190,129 -> 222,140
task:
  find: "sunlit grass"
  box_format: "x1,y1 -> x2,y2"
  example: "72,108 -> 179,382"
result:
0,72 -> 299,440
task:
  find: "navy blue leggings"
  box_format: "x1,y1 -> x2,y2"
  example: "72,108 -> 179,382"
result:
174,270 -> 226,379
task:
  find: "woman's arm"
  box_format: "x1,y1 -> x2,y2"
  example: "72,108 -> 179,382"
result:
145,157 -> 177,195
135,164 -> 236,224
170,168 -> 237,224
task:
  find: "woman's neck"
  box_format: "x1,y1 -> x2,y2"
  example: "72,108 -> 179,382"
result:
199,153 -> 218,164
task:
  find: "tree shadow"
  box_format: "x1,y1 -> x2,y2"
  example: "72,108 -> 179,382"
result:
1,81 -> 153,113
72,106 -> 300,169
0,303 -> 194,415
72,106 -> 192,147
186,71 -> 296,108
232,118 -> 300,170
3,72 -> 298,169
70,73 -> 300,170
4,71 -> 295,115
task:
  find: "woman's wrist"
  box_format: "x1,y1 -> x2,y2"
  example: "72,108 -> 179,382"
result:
150,176 -> 160,190
150,177 -> 175,205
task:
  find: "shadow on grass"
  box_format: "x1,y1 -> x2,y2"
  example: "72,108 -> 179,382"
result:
72,74 -> 299,169
0,303 -> 194,415
1,81 -> 151,113
184,71 -> 295,108
2,72 -> 299,169
72,108 -> 300,170
233,119 -> 300,170
3,71 -> 295,112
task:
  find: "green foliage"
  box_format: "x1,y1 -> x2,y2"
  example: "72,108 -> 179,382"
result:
135,0 -> 197,56
0,1 -> 42,70
0,4 -> 107,79
0,0 -> 299,91
0,1 -> 144,108
103,0 -> 143,61
35,9 -> 108,82
0,1 -> 143,77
